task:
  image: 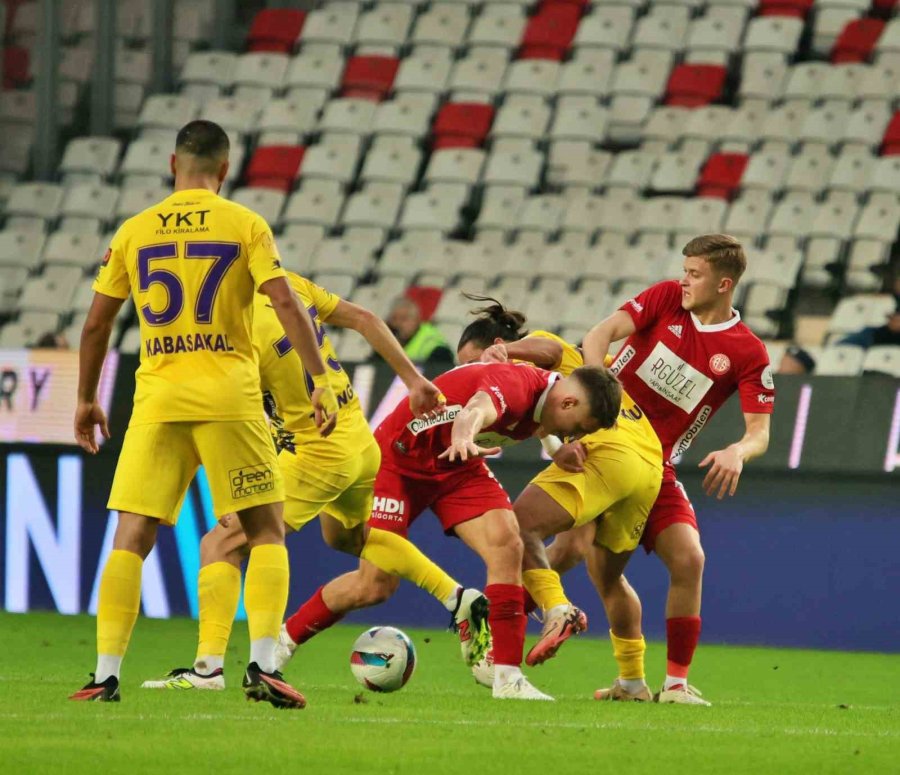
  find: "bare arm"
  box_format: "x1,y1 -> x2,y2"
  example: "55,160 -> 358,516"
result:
581,310 -> 636,367
481,337 -> 563,370
75,292 -> 124,453
260,276 -> 337,434
324,299 -> 445,417
698,412 -> 771,499
438,391 -> 501,462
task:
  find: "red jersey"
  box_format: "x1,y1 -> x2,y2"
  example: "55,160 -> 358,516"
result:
610,280 -> 774,462
374,362 -> 558,472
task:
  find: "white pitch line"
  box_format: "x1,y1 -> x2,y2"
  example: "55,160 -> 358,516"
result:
1,712 -> 897,741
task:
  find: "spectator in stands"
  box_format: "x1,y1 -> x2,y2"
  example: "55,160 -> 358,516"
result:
839,300 -> 900,350
777,345 -> 816,375
385,297 -> 454,366
33,331 -> 69,349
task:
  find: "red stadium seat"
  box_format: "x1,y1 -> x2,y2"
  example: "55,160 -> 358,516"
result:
665,64 -> 727,107
432,103 -> 495,149
246,9 -> 306,53
759,0 -> 814,18
341,56 -> 400,102
881,112 -> 900,155
831,18 -> 885,63
697,153 -> 750,200
538,0 -> 589,9
3,46 -> 29,89
405,285 -> 442,322
245,146 -> 305,192
872,0 -> 897,12
519,4 -> 582,61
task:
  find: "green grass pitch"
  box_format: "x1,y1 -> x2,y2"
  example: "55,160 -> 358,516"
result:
1,611 -> 898,774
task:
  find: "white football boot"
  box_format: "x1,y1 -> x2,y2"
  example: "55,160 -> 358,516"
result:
471,645 -> 495,688
141,667 -> 225,690
493,675 -> 554,701
656,683 -> 712,706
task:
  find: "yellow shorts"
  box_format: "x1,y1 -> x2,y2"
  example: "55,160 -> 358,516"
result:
108,420 -> 283,523
530,440 -> 662,554
281,434 -> 381,532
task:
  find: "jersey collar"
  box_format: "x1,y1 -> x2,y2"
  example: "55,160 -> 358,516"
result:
690,309 -> 741,333
533,372 -> 561,423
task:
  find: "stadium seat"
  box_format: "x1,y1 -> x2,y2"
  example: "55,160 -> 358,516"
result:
432,102 -> 494,149
475,185 -> 528,237
300,2 -> 359,48
119,137 -> 171,186
284,50 -> 344,94
504,60 -> 562,98
831,18 -> 885,63
828,151 -> 876,194
841,102 -> 892,150
606,149 -> 658,190
200,96 -> 261,139
548,98 -> 607,144
686,12 -> 745,59
739,52 -> 788,106
137,94 -> 198,135
573,7 -> 634,55
633,7 -> 689,52
59,137 -> 121,181
519,3 -> 581,61
424,148 -> 486,188
341,183 -> 404,232
483,147 -> 543,190
829,294 -> 897,335
5,183 -> 64,228
697,153 -> 749,199
816,344 -> 865,375
0,313 -> 61,348
448,49 -> 509,100
723,192 -> 775,241
744,16 -> 804,55
341,55 -> 400,101
784,147 -> 834,193
318,98 -> 377,137
373,94 -> 436,139
354,4 -> 413,52
40,231 -> 102,272
870,156 -> 900,195
0,229 -> 46,271
244,146 -> 305,192
854,194 -> 900,241
281,185 -> 344,230
257,96 -> 321,146
275,228 -> 325,274
232,53 -> 290,103
410,4 -> 470,51
492,96 -> 551,143
649,150 -> 705,194
393,51 -> 452,96
179,51 -> 238,98
546,141 -> 612,192
359,136 -> 422,191
246,8 -> 306,53
665,64 -> 727,107
678,197 -> 728,242
18,269 -> 79,314
862,346 -> 900,377
881,111 -> 900,154
759,0 -> 813,18
301,136 -> 362,186
230,187 -> 286,226
59,183 -> 118,232
515,194 -> 565,238
557,52 -> 616,100
467,5 -> 526,51
308,236 -> 378,278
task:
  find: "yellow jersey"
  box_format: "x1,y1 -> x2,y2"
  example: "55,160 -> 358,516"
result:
254,273 -> 370,453
526,330 -> 663,466
93,188 -> 287,425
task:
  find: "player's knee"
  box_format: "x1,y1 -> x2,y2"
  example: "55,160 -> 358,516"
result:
325,529 -> 365,557
668,543 -> 705,583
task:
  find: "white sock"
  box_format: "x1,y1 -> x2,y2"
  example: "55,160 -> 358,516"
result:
664,674 -> 687,690
193,656 -> 224,675
618,677 -> 647,693
494,664 -> 523,688
250,637 -> 277,674
94,654 -> 122,683
443,586 -> 463,612
546,603 -> 568,620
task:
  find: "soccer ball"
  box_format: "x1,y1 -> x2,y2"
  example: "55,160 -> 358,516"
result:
350,626 -> 416,692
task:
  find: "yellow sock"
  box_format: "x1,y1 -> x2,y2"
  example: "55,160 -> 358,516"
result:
610,629 -> 646,680
522,568 -> 570,613
96,549 -> 143,677
195,562 -> 241,670
244,544 -> 289,644
362,528 -> 459,605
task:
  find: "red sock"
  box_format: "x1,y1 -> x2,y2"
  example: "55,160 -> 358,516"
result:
523,590 -> 538,616
486,583 -> 526,667
285,586 -> 344,645
666,616 -> 701,679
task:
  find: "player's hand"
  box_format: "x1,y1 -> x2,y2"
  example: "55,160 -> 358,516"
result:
311,385 -> 338,438
698,445 -> 744,499
408,378 -> 446,420
74,401 -> 110,454
438,439 -> 502,462
553,441 -> 587,473
480,343 -> 508,364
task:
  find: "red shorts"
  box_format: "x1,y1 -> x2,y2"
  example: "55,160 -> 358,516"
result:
367,457 -> 513,538
640,463 -> 697,553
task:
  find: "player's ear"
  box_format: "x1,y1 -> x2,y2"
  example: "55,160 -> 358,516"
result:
717,274 -> 734,295
218,159 -> 230,184
169,153 -> 177,178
